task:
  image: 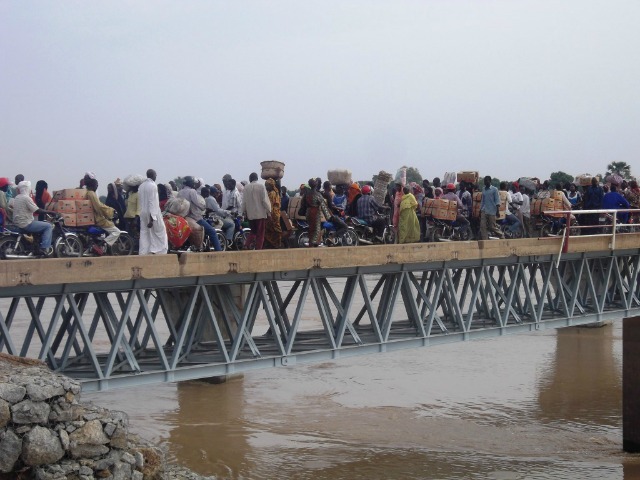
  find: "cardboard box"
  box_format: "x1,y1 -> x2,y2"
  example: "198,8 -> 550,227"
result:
497,191 -> 508,220
531,199 -> 543,216
422,198 -> 436,217
542,198 -> 563,217
472,191 -> 482,218
61,188 -> 87,200
75,212 -> 95,226
75,199 -> 93,214
288,196 -> 306,220
60,213 -> 77,227
434,207 -> 457,221
281,211 -> 295,231
55,200 -> 77,214
457,171 -> 479,184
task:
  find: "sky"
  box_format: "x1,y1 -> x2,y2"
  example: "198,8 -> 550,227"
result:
1,1 -> 639,192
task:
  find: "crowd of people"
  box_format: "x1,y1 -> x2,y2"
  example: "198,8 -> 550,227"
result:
0,169 -> 638,257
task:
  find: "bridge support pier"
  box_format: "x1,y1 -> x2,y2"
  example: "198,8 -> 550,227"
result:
623,316 -> 640,452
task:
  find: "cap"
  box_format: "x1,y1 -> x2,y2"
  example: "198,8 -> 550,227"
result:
362,185 -> 372,194
0,177 -> 9,188
446,183 -> 455,190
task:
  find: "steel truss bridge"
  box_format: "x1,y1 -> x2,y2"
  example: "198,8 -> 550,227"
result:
1,235 -> 639,392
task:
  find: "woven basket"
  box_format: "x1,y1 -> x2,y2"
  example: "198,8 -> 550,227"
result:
260,160 -> 285,180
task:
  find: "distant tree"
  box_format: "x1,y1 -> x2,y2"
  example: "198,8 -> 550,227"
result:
549,171 -> 574,186
405,166 -> 423,185
490,177 -> 501,189
606,161 -> 632,179
173,176 -> 185,189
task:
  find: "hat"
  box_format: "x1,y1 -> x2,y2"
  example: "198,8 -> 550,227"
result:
114,177 -> 123,186
17,180 -> 31,193
446,183 -> 455,191
362,185 -> 372,194
84,171 -> 96,180
0,177 -> 9,188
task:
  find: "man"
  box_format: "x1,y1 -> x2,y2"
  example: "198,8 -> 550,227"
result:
85,179 -> 121,255
519,184 -> 531,238
201,186 -> 235,247
500,182 -> 522,236
178,176 -> 222,251
480,176 -> 503,240
11,180 -> 55,255
442,183 -> 470,230
356,185 -> 388,238
139,169 -> 168,255
583,177 -> 604,235
221,177 -> 242,215
241,172 -> 272,250
602,184 -> 630,225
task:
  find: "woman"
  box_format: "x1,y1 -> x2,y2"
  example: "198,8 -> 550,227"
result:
567,183 -> 582,209
392,183 -> 404,241
106,182 -> 127,230
346,182 -> 361,216
264,178 -> 282,248
304,179 -> 325,247
398,186 -> 420,244
124,185 -> 140,244
34,180 -> 52,221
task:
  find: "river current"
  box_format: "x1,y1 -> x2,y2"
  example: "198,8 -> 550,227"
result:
85,320 -> 640,479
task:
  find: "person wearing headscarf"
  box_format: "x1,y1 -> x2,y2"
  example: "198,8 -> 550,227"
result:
392,183 -> 404,241
346,182 -> 362,216
34,180 -> 52,221
124,185 -> 141,244
0,177 -> 10,214
106,182 -> 127,230
11,180 -> 55,255
398,186 -> 420,244
85,178 -> 121,255
264,178 -> 282,248
303,178 -> 328,247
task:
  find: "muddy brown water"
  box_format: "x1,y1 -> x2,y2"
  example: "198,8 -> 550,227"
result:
83,319 -> 640,480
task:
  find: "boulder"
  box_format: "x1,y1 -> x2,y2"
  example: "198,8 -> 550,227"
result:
0,382 -> 26,403
0,398 -> 10,428
0,429 -> 22,472
12,399 -> 51,424
27,382 -> 65,402
69,419 -> 109,446
22,426 -> 65,466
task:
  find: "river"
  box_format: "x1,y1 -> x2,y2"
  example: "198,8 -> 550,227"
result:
85,320 -> 640,479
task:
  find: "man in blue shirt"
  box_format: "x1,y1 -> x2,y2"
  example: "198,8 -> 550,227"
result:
582,177 -> 604,234
602,184 -> 630,225
480,175 -> 503,240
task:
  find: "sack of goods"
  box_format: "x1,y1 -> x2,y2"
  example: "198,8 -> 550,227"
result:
327,169 -> 352,186
457,171 -> 479,184
443,172 -> 457,185
605,174 -> 623,186
163,213 -> 191,248
288,196 -> 306,220
519,177 -> 537,191
49,189 -> 95,227
123,174 -> 146,191
165,196 -> 190,217
260,160 -> 285,180
394,167 -> 407,186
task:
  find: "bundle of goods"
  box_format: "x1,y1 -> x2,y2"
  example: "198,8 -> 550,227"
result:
531,197 -> 563,217
123,174 -> 146,192
164,197 -> 190,217
518,177 -> 537,191
288,196 -> 306,220
373,171 -> 393,206
48,189 -> 95,227
605,174 -> 623,186
327,169 -> 352,186
472,191 -> 482,218
394,167 -> 407,186
422,198 -> 457,221
260,160 -> 285,180
163,213 -> 191,248
575,174 -> 595,187
497,191 -> 508,220
443,172 -> 457,185
457,171 -> 479,184
185,217 -> 204,248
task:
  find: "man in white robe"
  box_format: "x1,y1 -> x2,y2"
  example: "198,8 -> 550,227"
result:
138,169 -> 168,255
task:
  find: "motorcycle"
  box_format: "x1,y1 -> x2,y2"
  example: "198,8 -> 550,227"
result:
347,212 -> 394,245
0,214 -> 83,259
498,216 -> 524,239
297,220 -> 359,247
203,214 -> 237,252
539,215 -> 580,238
67,226 -> 135,256
428,217 -> 471,242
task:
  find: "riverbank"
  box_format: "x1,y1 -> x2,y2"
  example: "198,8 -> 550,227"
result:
0,353 -> 214,480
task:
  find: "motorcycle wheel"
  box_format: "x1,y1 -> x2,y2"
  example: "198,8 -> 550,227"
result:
430,227 -> 443,243
216,232 -> 227,252
458,227 -> 471,241
341,230 -> 359,247
110,233 -> 134,256
383,228 -> 395,244
54,235 -> 83,258
0,237 -> 23,259
540,223 -> 555,237
298,232 -> 310,248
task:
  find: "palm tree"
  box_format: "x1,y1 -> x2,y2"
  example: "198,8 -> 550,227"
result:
606,161 -> 632,179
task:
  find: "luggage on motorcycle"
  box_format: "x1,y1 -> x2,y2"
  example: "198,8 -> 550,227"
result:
498,191 -> 508,220
472,192 -> 482,218
422,198 -> 437,217
288,196 -> 306,220
425,198 -> 457,221
163,213 -> 191,248
542,198 -> 563,218
281,211 -> 295,231
165,197 -> 190,217
531,199 -> 543,216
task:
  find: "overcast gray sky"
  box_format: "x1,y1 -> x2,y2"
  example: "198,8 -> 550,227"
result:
1,1 -> 639,191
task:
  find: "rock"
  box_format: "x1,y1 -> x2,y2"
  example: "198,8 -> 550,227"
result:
132,471 -> 144,480
22,425 -> 65,466
26,382 -> 65,401
79,465 -> 93,475
109,425 -> 128,449
95,469 -> 112,478
12,399 -> 50,424
134,451 -> 144,469
59,428 -> 70,450
69,419 -> 109,446
112,461 -> 132,480
0,382 -> 26,403
0,429 -> 22,473
49,402 -> 75,422
64,391 -> 75,403
69,443 -> 110,459
15,425 -> 31,434
121,451 -> 136,465
0,398 -> 10,428
104,422 -> 116,437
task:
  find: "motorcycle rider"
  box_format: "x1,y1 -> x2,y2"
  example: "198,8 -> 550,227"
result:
178,176 -> 223,251
85,178 -> 122,255
356,185 -> 389,240
201,186 -> 235,247
442,183 -> 471,231
10,180 -> 56,256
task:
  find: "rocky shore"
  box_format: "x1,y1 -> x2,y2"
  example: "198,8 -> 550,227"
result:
0,353 -> 214,480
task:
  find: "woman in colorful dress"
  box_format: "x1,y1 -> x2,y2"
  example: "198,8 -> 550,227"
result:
264,178 -> 282,248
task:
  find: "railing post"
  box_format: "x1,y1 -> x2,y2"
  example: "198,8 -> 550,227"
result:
612,211 -> 617,250
623,316 -> 640,452
562,211 -> 571,253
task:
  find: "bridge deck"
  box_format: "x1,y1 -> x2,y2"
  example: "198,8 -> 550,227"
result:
1,235 -> 639,391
